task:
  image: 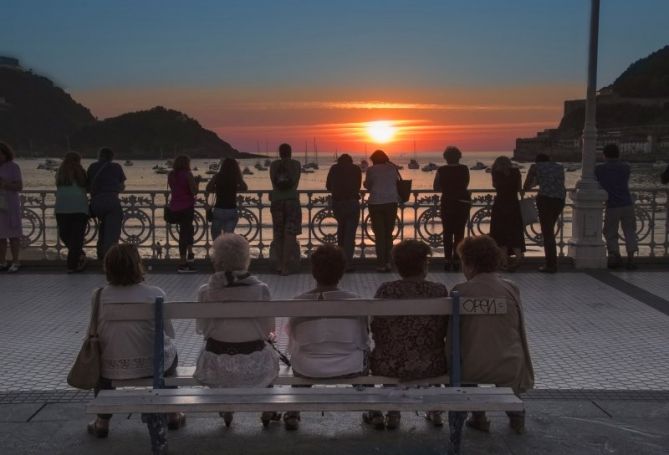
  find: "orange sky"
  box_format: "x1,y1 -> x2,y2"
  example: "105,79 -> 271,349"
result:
73,83 -> 584,154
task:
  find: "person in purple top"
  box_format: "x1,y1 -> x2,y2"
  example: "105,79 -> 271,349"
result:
168,155 -> 199,273
86,147 -> 126,261
0,142 -> 23,273
594,144 -> 637,269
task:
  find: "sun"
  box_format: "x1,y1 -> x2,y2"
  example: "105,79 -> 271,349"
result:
366,121 -> 397,143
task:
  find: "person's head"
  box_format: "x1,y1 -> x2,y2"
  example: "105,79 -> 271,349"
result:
56,151 -> 86,186
220,157 -> 241,179
457,235 -> 503,280
603,143 -> 620,160
211,233 -> 250,271
98,147 -> 114,162
0,142 -> 15,163
443,146 -> 462,164
392,240 -> 431,279
370,149 -> 389,165
535,153 -> 550,163
310,244 -> 346,286
172,155 -> 190,171
337,153 -> 353,165
279,143 -> 292,159
492,155 -> 513,174
104,244 -> 145,286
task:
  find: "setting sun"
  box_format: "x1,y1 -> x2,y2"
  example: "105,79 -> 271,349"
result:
366,121 -> 397,143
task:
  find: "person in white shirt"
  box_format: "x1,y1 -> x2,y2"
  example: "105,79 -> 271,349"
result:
193,233 -> 280,427
283,245 -> 369,430
88,244 -> 183,438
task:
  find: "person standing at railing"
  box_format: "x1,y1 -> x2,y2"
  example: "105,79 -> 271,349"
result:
433,146 -> 471,271
326,154 -> 362,270
55,152 -> 89,273
489,156 -> 525,271
205,157 -> 247,240
364,150 -> 399,273
595,143 -> 638,270
522,153 -> 565,273
167,155 -> 199,273
0,142 -> 22,273
86,147 -> 126,261
269,143 -> 302,275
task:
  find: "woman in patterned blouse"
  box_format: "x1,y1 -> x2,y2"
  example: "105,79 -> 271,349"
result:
365,240 -> 448,430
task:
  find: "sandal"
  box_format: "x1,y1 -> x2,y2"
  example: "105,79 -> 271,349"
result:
362,411 -> 385,430
167,412 -> 186,430
87,418 -> 109,438
260,411 -> 282,427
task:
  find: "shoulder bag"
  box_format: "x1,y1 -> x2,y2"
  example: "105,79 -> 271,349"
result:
67,288 -> 103,390
395,167 -> 412,204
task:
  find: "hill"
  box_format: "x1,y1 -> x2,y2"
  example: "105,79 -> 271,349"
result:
609,45 -> 669,97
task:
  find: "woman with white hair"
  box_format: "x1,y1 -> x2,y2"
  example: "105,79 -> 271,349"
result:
194,233 -> 280,427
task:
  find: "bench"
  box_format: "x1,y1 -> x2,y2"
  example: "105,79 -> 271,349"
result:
87,292 -> 522,455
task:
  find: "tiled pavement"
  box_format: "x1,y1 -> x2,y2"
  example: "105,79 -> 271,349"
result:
1,269 -> 668,394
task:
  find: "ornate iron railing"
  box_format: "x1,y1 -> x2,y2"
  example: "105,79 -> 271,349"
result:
18,188 -> 669,260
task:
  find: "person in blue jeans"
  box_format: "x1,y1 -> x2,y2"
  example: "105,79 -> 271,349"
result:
86,147 -> 126,260
326,154 -> 362,270
205,158 -> 248,240
595,143 -> 638,270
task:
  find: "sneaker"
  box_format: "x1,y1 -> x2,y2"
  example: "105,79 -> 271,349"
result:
607,253 -> 623,269
283,411 -> 300,431
76,254 -> 88,272
385,411 -> 401,430
7,263 -> 20,273
177,264 -> 196,274
362,411 -> 385,430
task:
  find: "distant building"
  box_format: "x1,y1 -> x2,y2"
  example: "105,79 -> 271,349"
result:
0,56 -> 20,69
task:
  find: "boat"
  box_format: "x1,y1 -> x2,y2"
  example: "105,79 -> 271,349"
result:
485,167 -> 492,173
421,162 -> 438,172
564,163 -> 581,172
192,166 -> 198,171
205,162 -> 219,175
36,158 -> 61,171
470,161 -> 487,171
360,160 -> 369,172
124,160 -> 133,166
408,159 -> 420,170
242,167 -> 254,175
154,166 -> 169,175
301,167 -> 315,174
254,161 -> 268,171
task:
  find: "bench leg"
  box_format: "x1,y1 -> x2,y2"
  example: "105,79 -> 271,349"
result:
448,411 -> 467,455
142,413 -> 168,455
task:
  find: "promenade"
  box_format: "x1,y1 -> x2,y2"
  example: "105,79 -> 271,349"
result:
1,266 -> 668,454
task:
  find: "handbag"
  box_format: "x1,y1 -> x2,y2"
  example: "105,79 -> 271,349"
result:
163,205 -> 177,223
67,288 -> 103,390
395,168 -> 412,204
0,189 -> 7,211
519,197 -> 538,226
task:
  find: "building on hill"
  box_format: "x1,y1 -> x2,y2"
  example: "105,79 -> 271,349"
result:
0,56 -> 21,69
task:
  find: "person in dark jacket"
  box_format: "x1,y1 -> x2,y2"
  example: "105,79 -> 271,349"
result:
433,146 -> 471,271
326,154 -> 362,268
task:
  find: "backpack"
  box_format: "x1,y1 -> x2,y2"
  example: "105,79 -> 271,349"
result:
274,160 -> 295,191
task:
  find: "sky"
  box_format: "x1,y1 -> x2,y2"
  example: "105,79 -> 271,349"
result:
2,0 -> 668,155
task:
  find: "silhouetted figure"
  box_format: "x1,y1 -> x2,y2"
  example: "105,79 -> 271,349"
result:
490,156 -> 525,270
206,158 -> 247,239
87,147 -> 126,260
168,155 -> 199,273
326,154 -> 362,268
522,153 -> 565,273
0,142 -> 23,273
433,146 -> 471,271
595,143 -> 637,269
55,151 -> 89,272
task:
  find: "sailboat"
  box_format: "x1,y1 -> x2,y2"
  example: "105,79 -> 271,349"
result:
302,140 -> 315,173
408,139 -> 419,169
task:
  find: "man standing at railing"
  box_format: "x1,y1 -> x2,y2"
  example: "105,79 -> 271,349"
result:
326,154 -> 362,270
86,147 -> 126,261
595,144 -> 637,270
269,143 -> 302,275
522,153 -> 565,273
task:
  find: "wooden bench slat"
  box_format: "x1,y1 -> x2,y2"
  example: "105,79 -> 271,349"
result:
101,298 -> 507,321
87,387 -> 523,414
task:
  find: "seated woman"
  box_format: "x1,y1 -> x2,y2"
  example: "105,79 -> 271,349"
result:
89,244 -> 183,438
452,235 -> 534,434
368,240 -> 448,430
194,233 -> 280,427
284,245 -> 369,430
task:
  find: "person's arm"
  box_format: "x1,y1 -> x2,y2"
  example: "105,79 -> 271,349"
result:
269,161 -> 277,187
363,167 -> 372,189
0,164 -> 22,191
118,166 -> 126,192
432,171 -> 441,192
237,167 -> 248,191
293,160 -> 301,188
463,166 -> 470,189
205,176 -> 216,194
187,171 -> 198,196
326,166 -> 334,191
354,166 -> 362,191
523,164 -> 537,191
515,169 -> 522,192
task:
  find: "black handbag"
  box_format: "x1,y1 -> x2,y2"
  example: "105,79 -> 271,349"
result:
396,168 -> 412,203
164,205 -> 177,224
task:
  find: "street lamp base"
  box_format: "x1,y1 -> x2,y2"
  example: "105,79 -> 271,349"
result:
568,182 -> 608,269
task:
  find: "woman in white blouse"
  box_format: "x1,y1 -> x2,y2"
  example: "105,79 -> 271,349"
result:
88,244 -> 184,438
194,233 -> 280,427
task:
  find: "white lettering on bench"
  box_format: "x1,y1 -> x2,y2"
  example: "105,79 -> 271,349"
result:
460,298 -> 506,314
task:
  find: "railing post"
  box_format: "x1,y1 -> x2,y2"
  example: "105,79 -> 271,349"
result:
153,296 -> 165,389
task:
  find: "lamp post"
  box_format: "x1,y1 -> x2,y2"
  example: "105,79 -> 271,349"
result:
567,0 -> 607,268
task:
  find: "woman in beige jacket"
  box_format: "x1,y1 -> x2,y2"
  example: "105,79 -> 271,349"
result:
450,235 -> 534,434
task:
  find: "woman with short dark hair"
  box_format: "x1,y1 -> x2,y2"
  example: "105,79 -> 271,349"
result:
87,244 -> 183,438
167,155 -> 198,272
364,150 -> 400,272
0,142 -> 23,273
490,156 -> 525,270
205,158 -> 247,239
366,240 -> 448,430
55,151 -> 89,272
452,235 -> 534,434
